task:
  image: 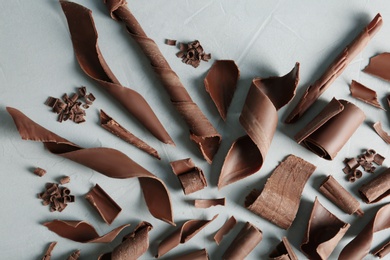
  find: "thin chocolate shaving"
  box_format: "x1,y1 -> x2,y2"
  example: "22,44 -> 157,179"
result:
34,167 -> 47,177
85,184 -> 122,225
44,220 -> 129,243
156,215 -> 218,258
165,39 -> 177,46
350,80 -> 385,110
67,250 -> 80,260
269,237 -> 298,260
364,53 -> 390,82
359,167 -> 390,203
170,158 -> 207,195
301,198 -> 350,260
102,0 -> 221,163
285,13 -> 382,123
60,176 -> 70,184
41,242 -> 57,260
373,121 -> 390,144
204,60 -> 240,120
213,216 -> 237,245
339,203 -> 390,259
218,63 -> 299,189
171,249 -> 209,260
100,110 -> 160,160
59,1 -> 173,145
373,240 -> 390,258
7,107 -> 174,225
194,198 -> 225,208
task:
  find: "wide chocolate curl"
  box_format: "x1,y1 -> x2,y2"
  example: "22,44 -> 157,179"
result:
285,13 -> 382,123
218,63 -> 299,189
60,1 -> 173,145
103,0 -> 221,163
7,107 -> 174,225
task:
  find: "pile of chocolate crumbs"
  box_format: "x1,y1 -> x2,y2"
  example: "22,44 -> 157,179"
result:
166,39 -> 211,68
38,182 -> 75,212
343,149 -> 385,182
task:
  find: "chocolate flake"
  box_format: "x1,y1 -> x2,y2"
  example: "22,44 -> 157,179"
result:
373,121 -> 390,144
194,198 -> 225,208
39,182 -> 74,212
165,39 -> 177,46
41,242 -> 57,260
60,176 -> 70,184
34,167 -> 47,177
373,240 -> 390,259
171,249 -> 209,260
269,237 -> 298,260
66,250 -> 80,260
170,158 -> 207,195
364,52 -> 390,82
213,216 -> 237,245
350,80 -> 385,110
359,167 -> 390,203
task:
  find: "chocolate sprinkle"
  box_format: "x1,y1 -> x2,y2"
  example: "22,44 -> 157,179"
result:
34,167 -> 47,177
170,158 -> 207,195
213,216 -> 237,245
269,237 -> 298,260
41,242 -> 57,260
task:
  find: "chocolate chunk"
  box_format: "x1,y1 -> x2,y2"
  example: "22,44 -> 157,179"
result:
34,167 -> 47,177
285,13 -> 382,123
66,250 -> 80,260
373,240 -> 390,259
301,198 -> 350,259
60,1 -> 173,145
373,121 -> 390,144
364,53 -> 390,82
41,242 -> 57,260
85,184 -> 122,225
165,39 -> 177,46
245,155 -> 315,229
222,222 -> 262,260
350,80 -> 385,110
102,0 -> 221,163
100,110 -> 160,160
218,63 -> 299,189
213,216 -> 237,245
359,167 -> 390,203
339,203 -> 390,259
170,158 -> 207,195
269,237 -> 298,260
156,215 -> 218,258
171,249 -> 209,260
194,198 -> 225,208
7,107 -> 174,225
204,60 -> 240,120
59,176 -> 70,184
295,98 -> 365,160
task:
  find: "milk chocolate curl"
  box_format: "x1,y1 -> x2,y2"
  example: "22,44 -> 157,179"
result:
350,80 -> 385,110
269,237 -> 298,260
319,175 -> 363,216
103,0 -> 221,163
339,203 -> 390,259
214,216 -> 237,245
359,167 -> 390,203
41,242 -> 57,260
67,250 -> 80,260
373,121 -> 390,144
218,63 -> 299,189
295,98 -> 365,160
285,13 -> 382,123
7,107 -> 174,225
43,220 -> 129,243
374,240 -> 390,258
98,221 -> 152,260
204,60 -> 240,120
85,184 -> 122,225
222,222 -> 262,260
171,249 -> 209,260
59,1 -> 173,145
194,198 -> 225,208
245,155 -> 315,229
156,215 -> 218,258
100,110 -> 160,160
364,53 -> 390,81
170,158 -> 207,195
301,198 -> 350,260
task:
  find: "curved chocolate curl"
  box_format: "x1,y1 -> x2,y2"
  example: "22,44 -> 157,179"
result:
218,63 -> 299,189
269,237 -> 298,260
214,216 -> 237,245
374,240 -> 390,259
245,154 -> 315,229
222,222 -> 263,260
41,242 -> 57,260
285,13 -> 382,123
359,167 -> 390,203
301,198 -> 350,260
339,203 -> 390,260
295,98 -> 365,160
204,60 -> 240,120
171,249 -> 209,260
170,158 -> 207,195
7,107 -> 174,225
43,220 -> 129,243
98,221 -> 152,260
102,0 -> 221,163
373,121 -> 390,144
350,80 -> 384,110
156,215 -> 218,258
364,53 -> 390,82
59,1 -> 173,145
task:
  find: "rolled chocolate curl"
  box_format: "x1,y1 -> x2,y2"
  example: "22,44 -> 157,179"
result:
285,13 -> 382,123
171,249 -> 209,260
269,237 -> 298,260
359,167 -> 390,203
103,0 -> 221,163
295,98 -> 365,160
373,240 -> 390,259
170,158 -> 207,195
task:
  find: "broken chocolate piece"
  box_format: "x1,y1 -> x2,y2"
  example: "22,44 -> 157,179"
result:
218,63 -> 299,189
194,198 -> 225,208
245,155 -> 315,229
373,240 -> 390,259
285,13 -> 382,123
269,237 -> 298,260
171,249 -> 209,260
339,203 -> 390,259
301,198 -> 350,260
102,0 -> 221,163
222,222 -> 262,260
60,176 -> 70,184
156,215 -> 218,258
100,110 -> 160,160
34,167 -> 47,177
204,60 -> 240,120
60,1 -> 173,145
41,242 -> 57,260
350,80 -> 385,109
67,250 -> 80,260
359,167 -> 390,203
7,107 -> 174,225
214,216 -> 237,245
165,39 -> 177,46
373,121 -> 390,144
85,184 -> 122,225
364,53 -> 390,82
295,98 -> 365,160
170,158 -> 207,195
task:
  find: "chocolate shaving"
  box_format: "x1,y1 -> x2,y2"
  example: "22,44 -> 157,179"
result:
38,182 -> 74,212
174,40 -> 211,68
285,13 -> 382,123
102,0 -> 221,163
165,39 -> 177,46
339,203 -> 390,259
295,98 -> 365,160
350,80 -> 384,110
269,237 -> 298,260
214,216 -> 237,245
100,110 -> 160,160
85,184 -> 122,225
359,167 -> 390,203
60,1 -> 173,145
194,198 -> 225,208
373,121 -> 390,144
7,107 -> 174,225
34,167 -> 47,177
67,250 -> 80,260
60,176 -> 70,184
170,158 -> 207,195
373,240 -> 390,258
218,63 -> 299,189
44,220 -> 129,243
374,153 -> 385,165
156,215 -> 218,258
301,198 -> 350,260
41,242 -> 57,260
364,53 -> 390,82
204,60 -> 240,120
171,249 -> 209,260
222,222 -> 263,260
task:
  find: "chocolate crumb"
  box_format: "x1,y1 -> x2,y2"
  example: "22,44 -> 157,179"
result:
165,39 -> 177,46
59,176 -> 70,184
34,167 -> 47,177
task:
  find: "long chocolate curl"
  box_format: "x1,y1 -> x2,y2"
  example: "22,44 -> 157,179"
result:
103,0 -> 221,163
7,107 -> 174,225
60,1 -> 174,145
285,13 -> 382,123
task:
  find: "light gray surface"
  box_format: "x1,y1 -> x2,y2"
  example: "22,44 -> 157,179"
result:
1,0 -> 390,259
